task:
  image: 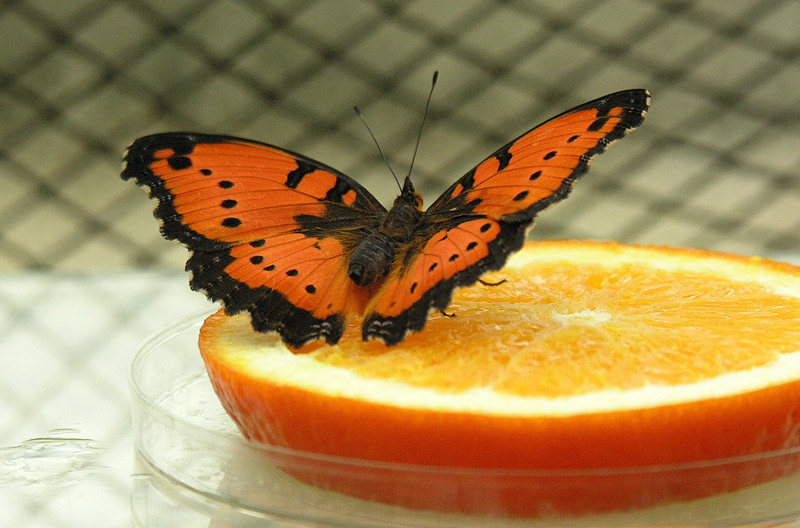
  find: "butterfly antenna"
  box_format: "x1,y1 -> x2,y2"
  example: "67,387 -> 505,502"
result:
407,71 -> 439,180
354,105 -> 402,192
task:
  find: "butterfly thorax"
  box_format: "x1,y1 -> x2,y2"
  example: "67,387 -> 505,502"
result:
382,183 -> 423,238
347,179 -> 423,287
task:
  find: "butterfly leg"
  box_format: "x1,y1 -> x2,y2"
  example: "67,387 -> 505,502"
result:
439,309 -> 456,318
479,278 -> 507,287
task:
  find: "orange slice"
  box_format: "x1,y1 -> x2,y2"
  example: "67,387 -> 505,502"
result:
199,240 -> 800,515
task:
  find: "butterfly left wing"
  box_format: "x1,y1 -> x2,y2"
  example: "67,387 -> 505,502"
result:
363,89 -> 649,345
122,133 -> 387,347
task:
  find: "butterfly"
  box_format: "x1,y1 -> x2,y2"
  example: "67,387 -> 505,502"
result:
122,88 -> 649,347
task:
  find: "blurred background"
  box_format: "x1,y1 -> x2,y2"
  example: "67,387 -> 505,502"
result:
1,0 -> 799,526
2,0 -> 800,272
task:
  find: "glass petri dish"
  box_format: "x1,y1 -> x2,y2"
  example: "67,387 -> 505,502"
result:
129,314 -> 800,527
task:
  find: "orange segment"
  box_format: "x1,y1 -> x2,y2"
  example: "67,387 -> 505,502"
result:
199,240 -> 800,515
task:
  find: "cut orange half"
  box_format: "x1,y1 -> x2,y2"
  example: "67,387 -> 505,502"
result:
199,240 -> 800,515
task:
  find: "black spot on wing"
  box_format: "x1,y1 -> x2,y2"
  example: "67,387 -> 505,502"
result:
324,178 -> 353,202
494,143 -> 513,171
459,167 -> 476,192
168,156 -> 192,170
285,161 -> 316,189
588,118 -> 609,132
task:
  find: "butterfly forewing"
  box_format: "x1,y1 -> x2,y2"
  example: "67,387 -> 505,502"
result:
428,90 -> 649,221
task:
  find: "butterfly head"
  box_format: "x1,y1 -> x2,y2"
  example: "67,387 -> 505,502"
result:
396,175 -> 423,211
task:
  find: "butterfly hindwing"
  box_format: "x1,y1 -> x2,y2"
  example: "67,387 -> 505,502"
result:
362,89 -> 649,344
122,133 -> 385,346
186,233 -> 368,345
363,216 -> 523,344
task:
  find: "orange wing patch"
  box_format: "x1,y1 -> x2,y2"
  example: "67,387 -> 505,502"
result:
341,189 -> 358,206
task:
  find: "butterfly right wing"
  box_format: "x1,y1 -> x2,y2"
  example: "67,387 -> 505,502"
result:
123,132 -> 387,346
362,90 -> 649,345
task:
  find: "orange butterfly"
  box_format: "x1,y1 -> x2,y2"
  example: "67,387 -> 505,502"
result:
123,88 -> 649,347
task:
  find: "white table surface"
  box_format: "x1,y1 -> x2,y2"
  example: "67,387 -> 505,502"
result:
0,271 -> 208,528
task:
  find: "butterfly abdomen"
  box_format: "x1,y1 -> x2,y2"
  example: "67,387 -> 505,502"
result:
348,232 -> 395,287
